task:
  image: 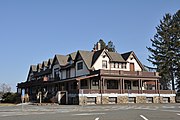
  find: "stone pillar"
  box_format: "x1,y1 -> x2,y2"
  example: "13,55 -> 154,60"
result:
102,96 -> 109,104
136,96 -> 146,103
96,96 -> 102,104
117,96 -> 128,104
153,96 -> 158,103
79,96 -> 87,105
170,96 -> 176,103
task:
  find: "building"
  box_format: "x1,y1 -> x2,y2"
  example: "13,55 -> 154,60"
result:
17,40 -> 175,105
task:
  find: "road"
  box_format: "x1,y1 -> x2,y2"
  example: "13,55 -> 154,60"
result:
0,103 -> 180,120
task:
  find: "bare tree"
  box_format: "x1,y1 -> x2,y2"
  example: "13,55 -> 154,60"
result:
0,83 -> 11,93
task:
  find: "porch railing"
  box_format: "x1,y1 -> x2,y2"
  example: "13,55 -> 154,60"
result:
75,89 -> 175,94
100,70 -> 159,77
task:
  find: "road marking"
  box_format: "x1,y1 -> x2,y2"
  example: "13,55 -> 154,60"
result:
162,110 -> 180,113
140,115 -> 149,120
162,106 -> 175,108
95,117 -> 99,120
73,113 -> 105,116
177,113 -> 180,116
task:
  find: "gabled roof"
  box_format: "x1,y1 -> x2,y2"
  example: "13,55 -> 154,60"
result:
107,51 -> 126,62
75,50 -> 94,69
121,51 -> 146,71
27,65 -> 37,81
55,54 -> 68,66
121,51 -> 132,61
91,49 -> 104,66
48,59 -> 53,65
30,65 -> 37,72
37,64 -> 42,70
42,61 -> 48,68
67,52 -> 77,62
69,52 -> 77,60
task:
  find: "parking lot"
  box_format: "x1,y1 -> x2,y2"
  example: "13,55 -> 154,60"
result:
0,103 -> 180,120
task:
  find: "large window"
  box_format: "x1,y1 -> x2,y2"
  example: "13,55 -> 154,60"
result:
92,79 -> 99,86
102,60 -> 107,68
66,68 -> 71,78
121,63 -> 127,69
54,68 -> 59,78
107,80 -> 118,89
77,62 -> 83,70
81,80 -> 88,87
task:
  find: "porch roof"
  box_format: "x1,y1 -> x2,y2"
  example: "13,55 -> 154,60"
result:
76,74 -> 99,80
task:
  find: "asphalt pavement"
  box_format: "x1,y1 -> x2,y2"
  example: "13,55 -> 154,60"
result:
0,103 -> 180,120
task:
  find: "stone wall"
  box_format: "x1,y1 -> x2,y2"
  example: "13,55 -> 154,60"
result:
170,96 -> 175,103
153,96 -> 159,103
136,96 -> 146,103
117,96 -> 128,104
78,95 -> 176,105
79,96 -> 87,105
96,96 -> 101,104
102,96 -> 109,104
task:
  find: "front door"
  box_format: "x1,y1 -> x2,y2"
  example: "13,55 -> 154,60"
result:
130,63 -> 135,71
61,91 -> 67,104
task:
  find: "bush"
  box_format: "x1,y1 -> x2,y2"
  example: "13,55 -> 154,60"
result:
1,92 -> 20,103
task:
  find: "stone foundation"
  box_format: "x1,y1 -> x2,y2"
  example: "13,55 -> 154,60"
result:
78,94 -> 176,105
136,96 -> 146,103
79,96 -> 87,105
153,96 -> 159,103
117,96 -> 128,104
170,96 -> 175,103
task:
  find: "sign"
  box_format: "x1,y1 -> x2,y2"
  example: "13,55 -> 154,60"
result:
21,89 -> 25,97
21,89 -> 25,103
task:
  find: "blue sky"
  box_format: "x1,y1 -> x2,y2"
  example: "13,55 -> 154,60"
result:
0,0 -> 179,92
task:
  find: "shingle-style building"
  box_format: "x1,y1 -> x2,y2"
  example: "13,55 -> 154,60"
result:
17,40 -> 175,105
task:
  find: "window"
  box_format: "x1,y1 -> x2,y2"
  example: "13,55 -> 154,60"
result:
66,68 -> 71,78
87,97 -> 96,104
92,79 -> 99,86
146,97 -> 153,103
107,80 -> 118,89
111,63 -> 114,68
81,80 -> 88,87
77,62 -> 83,70
121,63 -> 127,69
102,60 -> 107,68
115,63 -> 119,68
163,97 -> 170,103
54,68 -> 59,78
129,97 -> 136,103
109,97 -> 117,104
133,81 -> 138,87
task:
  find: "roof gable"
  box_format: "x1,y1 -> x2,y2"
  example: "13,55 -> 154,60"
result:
42,61 -> 48,68
106,51 -> 125,62
52,54 -> 68,67
122,51 -> 146,71
75,50 -> 94,70
121,51 -> 132,61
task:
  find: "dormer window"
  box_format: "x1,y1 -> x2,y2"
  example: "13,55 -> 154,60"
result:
77,62 -> 83,70
102,60 -> 107,68
130,56 -> 134,60
121,63 -> 127,69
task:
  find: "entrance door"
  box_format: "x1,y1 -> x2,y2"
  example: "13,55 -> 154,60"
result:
61,91 -> 67,104
130,63 -> 135,71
